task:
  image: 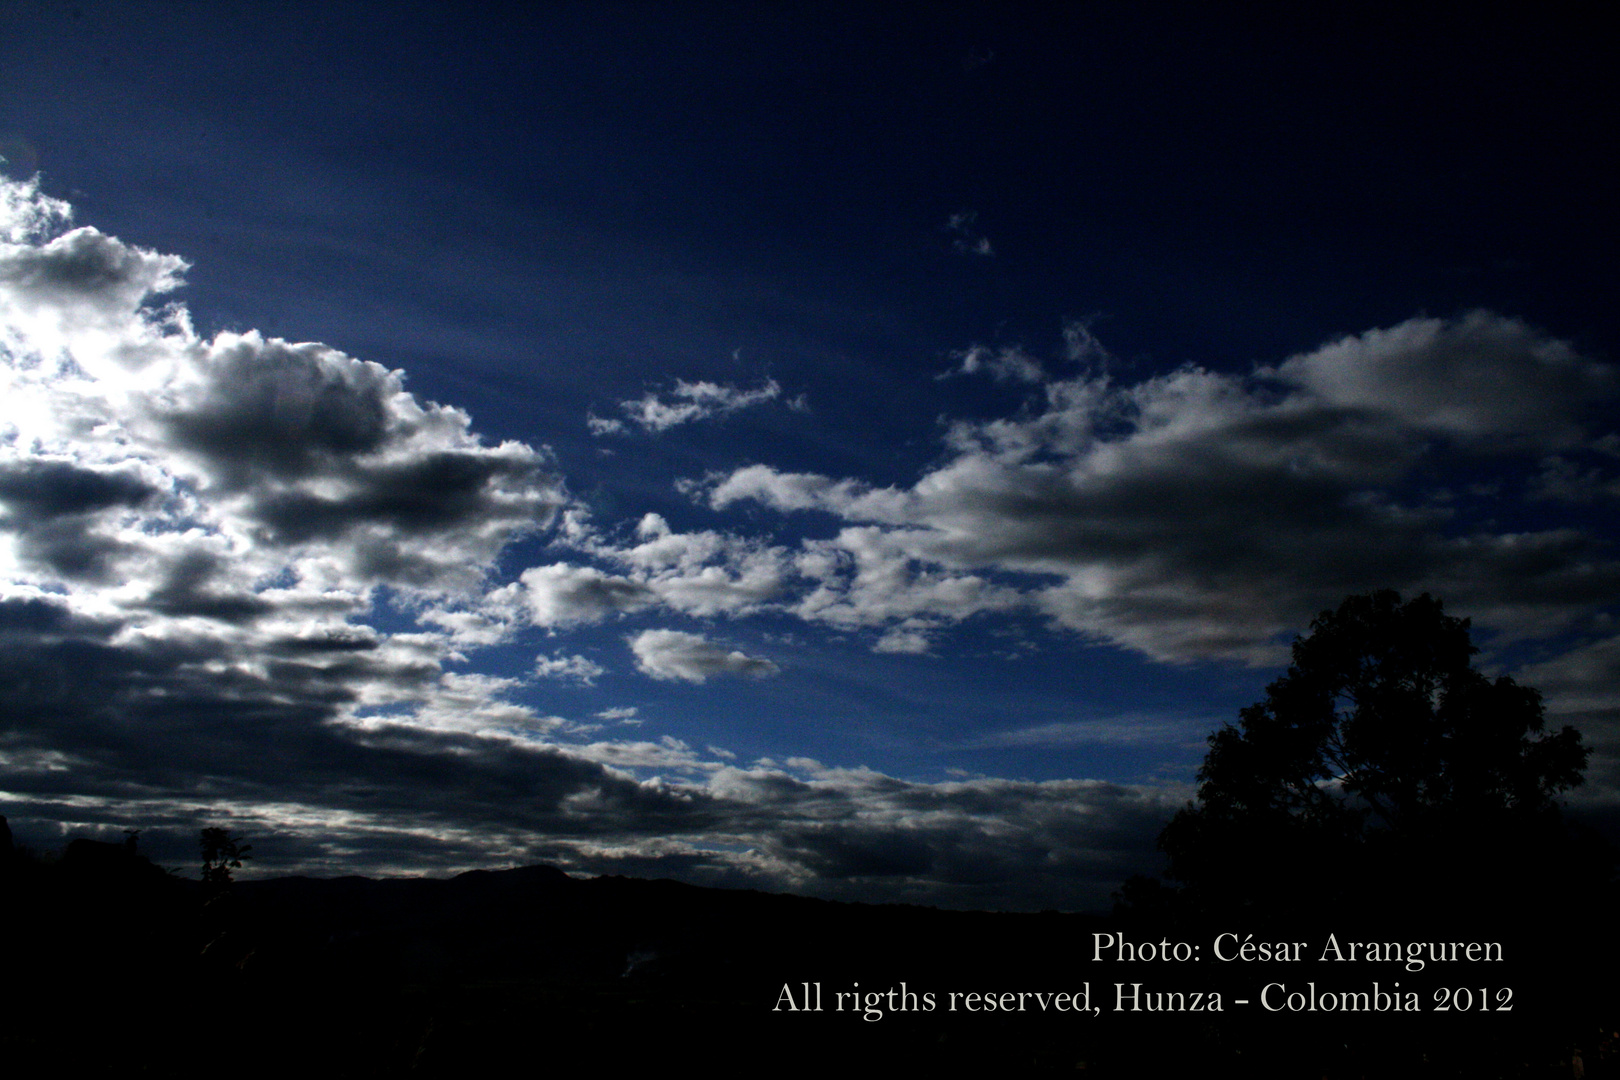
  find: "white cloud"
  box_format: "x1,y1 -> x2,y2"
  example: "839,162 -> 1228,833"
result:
522,506 -> 1010,648
515,563 -> 656,627
1268,311 -> 1615,448
1061,319 -> 1112,367
942,343 -> 1045,383
0,176 -> 1257,914
0,183 -> 565,606
705,312 -> 1620,664
524,512 -> 793,625
0,174 -> 597,849
590,377 -> 783,434
709,465 -> 910,520
534,652 -> 607,684
792,526 -> 1021,635
568,734 -> 718,775
873,626 -> 933,654
1,214 -> 186,353
628,628 -> 779,683
0,174 -> 71,244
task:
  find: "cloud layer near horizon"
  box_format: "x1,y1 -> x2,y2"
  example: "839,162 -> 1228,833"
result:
4,174 -> 1618,908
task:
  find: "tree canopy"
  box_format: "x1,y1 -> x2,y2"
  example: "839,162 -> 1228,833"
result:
199,826 -> 252,893
1157,590 -> 1591,917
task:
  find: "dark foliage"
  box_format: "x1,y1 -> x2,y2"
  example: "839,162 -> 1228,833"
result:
1156,590 -> 1597,923
199,826 -> 252,892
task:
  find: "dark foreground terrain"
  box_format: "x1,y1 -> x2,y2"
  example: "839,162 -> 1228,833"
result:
2,835 -> 1613,1078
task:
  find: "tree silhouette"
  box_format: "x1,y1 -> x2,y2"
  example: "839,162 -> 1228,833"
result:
1157,590 -> 1590,919
199,826 -> 252,893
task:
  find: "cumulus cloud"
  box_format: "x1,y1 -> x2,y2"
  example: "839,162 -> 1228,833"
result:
708,312 -> 1620,665
588,377 -> 782,434
0,212 -> 186,347
791,525 -> 1022,635
546,311 -> 1620,664
1,194 -> 564,605
0,176 -> 658,877
513,563 -> 657,627
1267,311 -> 1615,448
0,174 -> 71,244
534,652 -> 607,684
502,512 -> 792,633
873,626 -> 934,654
628,628 -> 780,682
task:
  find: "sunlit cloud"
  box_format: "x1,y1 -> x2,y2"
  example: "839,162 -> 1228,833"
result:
707,311 -> 1620,665
628,628 -> 780,682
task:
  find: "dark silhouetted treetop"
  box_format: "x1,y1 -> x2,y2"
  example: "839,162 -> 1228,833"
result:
1158,590 -> 1589,912
199,826 -> 252,891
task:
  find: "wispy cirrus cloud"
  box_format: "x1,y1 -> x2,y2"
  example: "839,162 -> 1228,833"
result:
966,716 -> 1213,750
588,377 -> 783,435
941,343 -> 1045,383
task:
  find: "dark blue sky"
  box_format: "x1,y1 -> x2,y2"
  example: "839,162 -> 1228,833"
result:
2,2 -> 1616,908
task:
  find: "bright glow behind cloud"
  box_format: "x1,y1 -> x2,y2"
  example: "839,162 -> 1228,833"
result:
0,174 -> 1179,910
